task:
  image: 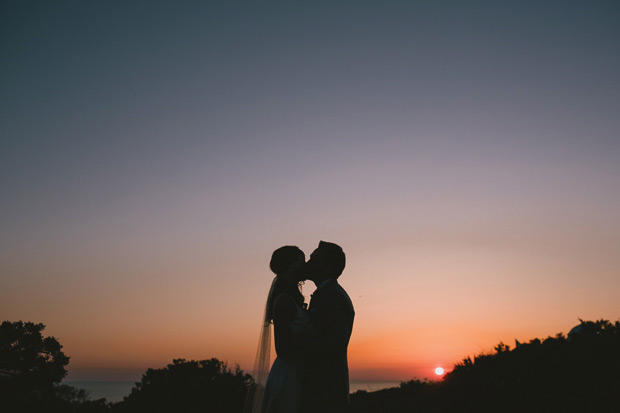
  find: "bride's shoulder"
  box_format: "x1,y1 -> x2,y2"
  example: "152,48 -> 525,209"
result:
273,293 -> 302,319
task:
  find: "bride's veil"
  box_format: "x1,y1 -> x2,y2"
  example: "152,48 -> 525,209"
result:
244,276 -> 277,413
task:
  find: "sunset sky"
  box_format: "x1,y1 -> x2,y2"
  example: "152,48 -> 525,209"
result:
2,1 -> 619,382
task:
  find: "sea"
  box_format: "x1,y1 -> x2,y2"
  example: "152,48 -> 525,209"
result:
65,380 -> 403,403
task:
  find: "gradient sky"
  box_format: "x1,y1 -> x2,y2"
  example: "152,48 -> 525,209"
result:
2,1 -> 620,382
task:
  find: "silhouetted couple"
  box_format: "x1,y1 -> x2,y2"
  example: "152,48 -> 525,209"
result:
249,241 -> 355,413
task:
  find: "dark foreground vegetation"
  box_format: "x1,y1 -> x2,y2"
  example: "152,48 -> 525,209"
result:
1,319 -> 619,412
350,319 -> 620,412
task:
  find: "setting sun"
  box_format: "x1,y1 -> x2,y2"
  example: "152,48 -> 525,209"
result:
435,367 -> 445,376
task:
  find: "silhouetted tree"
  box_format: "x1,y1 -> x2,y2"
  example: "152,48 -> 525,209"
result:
112,358 -> 253,413
349,319 -> 620,412
51,384 -> 111,412
350,379 -> 446,413
439,319 -> 620,412
0,320 -> 110,412
0,321 -> 70,411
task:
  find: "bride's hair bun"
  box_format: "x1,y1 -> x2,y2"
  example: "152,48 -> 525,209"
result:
270,245 -> 304,275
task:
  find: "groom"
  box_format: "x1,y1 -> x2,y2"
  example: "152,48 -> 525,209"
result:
301,241 -> 355,413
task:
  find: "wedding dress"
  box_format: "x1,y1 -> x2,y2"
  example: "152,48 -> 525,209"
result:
261,300 -> 309,413
246,277 -> 309,413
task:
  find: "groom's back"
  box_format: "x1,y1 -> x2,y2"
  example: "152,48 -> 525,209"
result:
304,280 -> 355,411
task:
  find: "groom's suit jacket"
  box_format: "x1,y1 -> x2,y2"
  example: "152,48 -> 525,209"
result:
303,279 -> 355,410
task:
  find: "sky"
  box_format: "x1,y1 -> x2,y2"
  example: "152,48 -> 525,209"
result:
1,1 -> 620,382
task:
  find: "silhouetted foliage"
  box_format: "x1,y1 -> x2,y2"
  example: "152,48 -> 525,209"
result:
0,321 -> 68,411
350,379 -> 445,412
350,319 -> 620,412
48,385 -> 112,413
0,321 -> 68,383
0,321 -> 110,412
112,358 -> 253,413
441,319 -> 620,412
5,319 -> 618,412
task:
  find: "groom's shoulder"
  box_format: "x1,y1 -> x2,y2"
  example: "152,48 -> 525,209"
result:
317,279 -> 349,299
328,280 -> 354,312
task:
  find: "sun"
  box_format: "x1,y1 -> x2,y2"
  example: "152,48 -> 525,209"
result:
434,367 -> 445,376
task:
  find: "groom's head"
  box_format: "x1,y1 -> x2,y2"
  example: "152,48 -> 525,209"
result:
305,241 -> 346,284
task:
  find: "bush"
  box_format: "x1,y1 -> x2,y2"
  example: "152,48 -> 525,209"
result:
112,358 -> 253,413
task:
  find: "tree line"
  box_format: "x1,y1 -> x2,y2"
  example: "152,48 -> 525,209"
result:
1,319 -> 618,412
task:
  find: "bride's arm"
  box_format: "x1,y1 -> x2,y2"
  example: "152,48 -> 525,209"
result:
272,294 -> 298,358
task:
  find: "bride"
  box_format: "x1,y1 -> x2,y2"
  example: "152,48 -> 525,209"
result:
246,246 -> 309,413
